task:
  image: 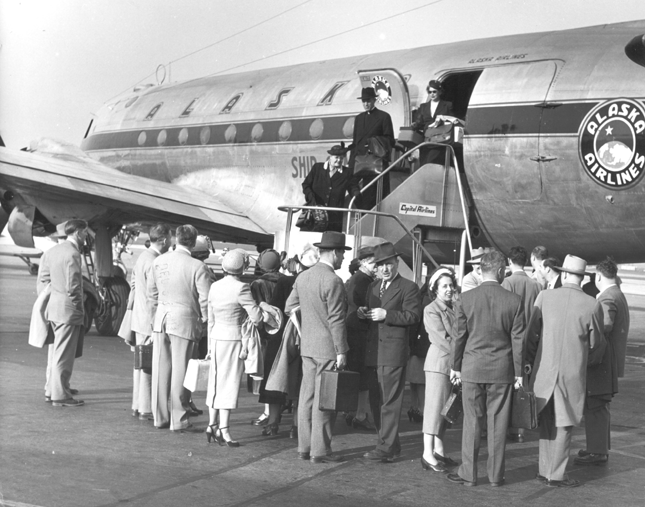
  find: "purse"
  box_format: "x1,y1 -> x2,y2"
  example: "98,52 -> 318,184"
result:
295,208 -> 328,232
183,358 -> 210,392
318,367 -> 360,412
134,343 -> 153,370
511,385 -> 538,429
440,384 -> 463,424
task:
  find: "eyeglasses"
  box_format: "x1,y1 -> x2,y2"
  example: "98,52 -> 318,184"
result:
428,90 -> 439,95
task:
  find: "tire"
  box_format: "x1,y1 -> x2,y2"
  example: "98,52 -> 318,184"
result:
94,276 -> 130,336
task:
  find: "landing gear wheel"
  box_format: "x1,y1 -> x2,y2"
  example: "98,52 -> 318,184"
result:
94,276 -> 130,336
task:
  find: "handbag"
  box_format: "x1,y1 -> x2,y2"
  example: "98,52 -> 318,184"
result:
295,208 -> 328,232
134,343 -> 153,370
318,367 -> 360,412
511,385 -> 538,429
183,358 -> 210,392
440,384 -> 463,424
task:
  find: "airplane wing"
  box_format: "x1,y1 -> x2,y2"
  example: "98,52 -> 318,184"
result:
0,141 -> 271,246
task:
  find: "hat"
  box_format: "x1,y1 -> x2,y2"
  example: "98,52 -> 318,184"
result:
327,142 -> 347,156
299,243 -> 319,268
357,87 -> 377,100
258,249 -> 281,273
373,242 -> 398,264
427,80 -> 444,92
222,250 -> 245,275
313,231 -> 351,251
553,254 -> 590,276
357,245 -> 375,260
466,247 -> 486,264
51,221 -> 68,239
192,235 -> 211,254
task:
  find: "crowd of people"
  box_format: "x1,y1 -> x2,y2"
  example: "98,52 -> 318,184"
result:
31,221 -> 630,489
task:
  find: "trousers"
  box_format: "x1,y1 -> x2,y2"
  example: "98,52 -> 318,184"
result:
46,322 -> 81,401
538,397 -> 573,481
132,332 -> 152,414
367,365 -> 406,455
584,396 -> 611,455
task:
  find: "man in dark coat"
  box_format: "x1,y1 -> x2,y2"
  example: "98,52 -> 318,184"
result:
359,242 -> 421,462
575,257 -> 629,466
349,87 -> 395,211
302,144 -> 359,232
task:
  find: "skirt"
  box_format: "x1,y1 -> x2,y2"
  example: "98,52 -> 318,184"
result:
406,356 -> 426,384
206,340 -> 244,410
423,371 -> 451,435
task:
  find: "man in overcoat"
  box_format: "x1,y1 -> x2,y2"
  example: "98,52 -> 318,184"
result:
448,250 -> 524,487
575,257 -> 629,466
285,231 -> 350,463
359,242 -> 421,462
129,223 -> 172,420
525,255 -> 606,488
148,224 -> 211,431
38,219 -> 88,407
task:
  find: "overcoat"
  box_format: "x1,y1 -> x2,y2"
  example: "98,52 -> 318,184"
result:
413,100 -> 455,133
208,275 -> 262,342
364,274 -> 421,367
39,241 -> 84,326
525,283 -> 606,426
597,285 -> 630,378
423,298 -> 455,375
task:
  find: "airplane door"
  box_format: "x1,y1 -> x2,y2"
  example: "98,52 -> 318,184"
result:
357,69 -> 411,133
464,60 -> 560,201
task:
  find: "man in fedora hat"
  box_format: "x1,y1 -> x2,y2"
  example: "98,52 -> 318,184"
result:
285,231 -> 351,463
358,242 -> 421,462
302,143 -> 359,232
461,247 -> 486,293
525,254 -> 606,488
348,87 -> 395,211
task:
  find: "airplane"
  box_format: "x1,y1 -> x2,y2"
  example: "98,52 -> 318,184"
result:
1,20 -> 645,334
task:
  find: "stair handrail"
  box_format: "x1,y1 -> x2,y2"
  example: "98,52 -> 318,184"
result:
277,204 -> 441,269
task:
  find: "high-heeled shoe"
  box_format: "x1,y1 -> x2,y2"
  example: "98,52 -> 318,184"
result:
218,426 -> 240,447
281,400 -> 293,414
206,424 -> 222,444
261,423 -> 279,436
252,412 -> 269,426
409,408 -> 423,423
289,425 -> 298,439
407,407 -> 414,422
421,457 -> 448,473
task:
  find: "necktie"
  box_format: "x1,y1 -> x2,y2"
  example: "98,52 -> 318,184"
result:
380,281 -> 387,298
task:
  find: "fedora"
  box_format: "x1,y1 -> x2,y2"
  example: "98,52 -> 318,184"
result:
357,87 -> 377,100
466,247 -> 486,264
553,254 -> 590,276
357,245 -> 375,260
313,231 -> 351,251
327,143 -> 347,156
373,242 -> 398,264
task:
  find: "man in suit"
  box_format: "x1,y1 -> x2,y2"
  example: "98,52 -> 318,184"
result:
525,255 -> 605,488
38,219 -> 88,407
285,231 -> 350,463
461,247 -> 485,293
148,224 -> 211,431
530,245 -> 549,289
359,242 -> 421,462
129,223 -> 172,420
575,257 -> 629,466
447,250 -> 524,487
542,257 -> 562,289
349,87 -> 395,211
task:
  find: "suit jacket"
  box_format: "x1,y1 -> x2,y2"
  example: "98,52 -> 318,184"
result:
285,262 -> 349,360
460,271 -> 480,293
149,248 -> 211,341
501,270 -> 542,324
413,100 -> 455,133
525,284 -> 606,426
452,281 -> 524,384
130,248 -> 160,335
364,274 -> 421,367
350,107 -> 395,166
597,285 -> 630,378
208,275 -> 262,342
423,298 -> 455,375
37,240 -> 84,326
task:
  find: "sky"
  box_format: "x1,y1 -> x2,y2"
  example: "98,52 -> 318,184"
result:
1,0 -> 645,148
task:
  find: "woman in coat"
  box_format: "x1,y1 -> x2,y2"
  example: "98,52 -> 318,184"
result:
205,249 -> 263,447
420,267 -> 459,472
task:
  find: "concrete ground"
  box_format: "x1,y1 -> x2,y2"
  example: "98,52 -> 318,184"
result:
1,254 -> 644,507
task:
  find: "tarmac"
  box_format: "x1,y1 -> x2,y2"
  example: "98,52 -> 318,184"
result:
0,253 -> 644,507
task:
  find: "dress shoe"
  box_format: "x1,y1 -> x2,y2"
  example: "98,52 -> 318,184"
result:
188,401 -> 203,415
156,423 -> 170,430
433,452 -> 458,468
290,426 -> 298,439
187,409 -> 200,418
132,409 -> 139,417
363,449 -> 394,463
490,479 -> 505,487
311,454 -> 343,464
45,396 -> 52,403
574,453 -> 608,466
578,449 -> 590,457
52,398 -> 84,407
535,473 -> 547,483
298,452 -> 310,460
446,473 -> 476,487
138,412 -> 154,421
420,457 -> 447,473
173,423 -> 202,433
546,478 -> 581,488
70,388 -> 79,395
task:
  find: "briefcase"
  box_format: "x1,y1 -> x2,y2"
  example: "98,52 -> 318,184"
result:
183,359 -> 210,392
318,368 -> 360,412
425,122 -> 455,144
134,344 -> 153,370
440,385 -> 463,424
511,386 -> 538,429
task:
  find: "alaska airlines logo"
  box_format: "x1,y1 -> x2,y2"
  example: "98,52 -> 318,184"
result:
372,76 -> 392,105
579,98 -> 645,189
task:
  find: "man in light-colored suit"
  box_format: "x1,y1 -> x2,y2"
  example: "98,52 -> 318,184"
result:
526,255 -> 605,488
448,250 -> 524,487
359,242 -> 421,462
575,257 -> 629,466
148,225 -> 211,431
285,231 -> 350,463
37,219 -> 88,407
460,247 -> 485,293
129,223 -> 172,420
